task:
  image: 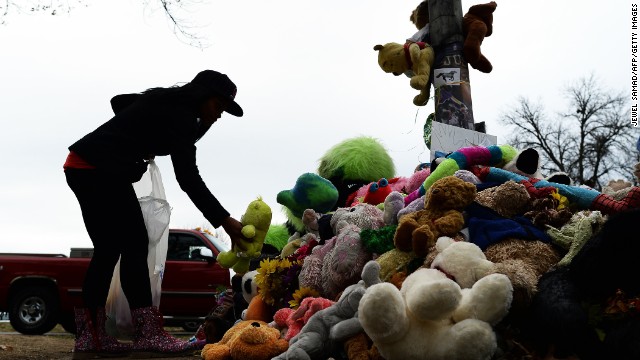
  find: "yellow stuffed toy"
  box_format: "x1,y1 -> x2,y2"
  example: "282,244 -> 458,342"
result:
217,197 -> 272,274
373,41 -> 435,106
201,320 -> 288,360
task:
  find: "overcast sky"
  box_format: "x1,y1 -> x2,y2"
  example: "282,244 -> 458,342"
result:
0,0 -> 632,254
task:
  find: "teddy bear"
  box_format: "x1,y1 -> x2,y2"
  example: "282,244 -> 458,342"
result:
373,41 -> 435,106
408,0 -> 429,40
271,296 -> 335,341
462,1 -> 497,73
358,256 -> 513,360
342,332 -> 383,360
200,320 -> 289,360
394,176 -> 477,257
428,236 -> 559,321
217,196 -> 273,274
407,1 -> 497,73
473,180 -> 531,218
273,261 -> 382,360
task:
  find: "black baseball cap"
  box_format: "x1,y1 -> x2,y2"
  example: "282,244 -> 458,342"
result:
190,70 -> 243,117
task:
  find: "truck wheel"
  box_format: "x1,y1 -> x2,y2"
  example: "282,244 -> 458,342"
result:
9,286 -> 59,335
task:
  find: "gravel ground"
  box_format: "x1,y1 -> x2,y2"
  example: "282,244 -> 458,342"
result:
0,323 -> 200,360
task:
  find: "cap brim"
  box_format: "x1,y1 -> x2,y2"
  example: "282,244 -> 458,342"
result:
225,101 -> 243,117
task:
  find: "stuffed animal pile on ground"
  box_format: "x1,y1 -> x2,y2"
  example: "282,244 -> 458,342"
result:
199,135 -> 640,360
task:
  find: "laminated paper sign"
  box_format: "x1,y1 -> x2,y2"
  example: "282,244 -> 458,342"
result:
429,121 -> 497,160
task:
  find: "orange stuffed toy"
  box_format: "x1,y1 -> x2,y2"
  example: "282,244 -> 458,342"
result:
463,1 -> 497,73
201,320 -> 288,360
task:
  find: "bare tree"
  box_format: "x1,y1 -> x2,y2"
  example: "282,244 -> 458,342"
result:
500,74 -> 640,190
0,0 -> 207,47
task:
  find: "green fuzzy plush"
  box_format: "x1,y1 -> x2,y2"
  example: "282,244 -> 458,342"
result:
217,197 -> 272,274
318,136 -> 396,210
264,223 -> 290,251
360,225 -> 397,255
317,136 -> 395,183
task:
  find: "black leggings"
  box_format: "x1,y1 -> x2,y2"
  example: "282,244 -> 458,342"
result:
65,169 -> 152,312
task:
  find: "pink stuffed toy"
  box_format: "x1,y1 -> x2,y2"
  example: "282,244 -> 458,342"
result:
271,297 -> 335,340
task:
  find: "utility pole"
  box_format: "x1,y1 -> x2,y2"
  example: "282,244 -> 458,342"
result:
428,0 -> 477,131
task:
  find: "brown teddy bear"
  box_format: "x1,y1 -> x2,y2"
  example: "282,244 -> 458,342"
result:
474,180 -> 530,218
483,238 -> 561,318
409,0 -> 429,31
463,1 -> 497,73
393,176 -> 477,257
201,320 -> 288,360
408,1 -> 497,73
343,332 -> 384,360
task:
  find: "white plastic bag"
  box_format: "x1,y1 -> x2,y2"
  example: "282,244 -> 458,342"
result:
105,160 -> 171,339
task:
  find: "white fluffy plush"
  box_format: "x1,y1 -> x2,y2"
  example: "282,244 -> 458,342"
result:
430,237 -> 513,325
430,237 -> 493,288
358,240 -> 513,360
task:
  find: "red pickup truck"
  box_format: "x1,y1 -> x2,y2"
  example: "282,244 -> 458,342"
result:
0,228 -> 231,335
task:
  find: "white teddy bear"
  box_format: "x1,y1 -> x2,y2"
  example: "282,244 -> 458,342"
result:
358,238 -> 513,360
429,237 -> 514,325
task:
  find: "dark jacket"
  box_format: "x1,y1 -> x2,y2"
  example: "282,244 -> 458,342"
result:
68,93 -> 230,227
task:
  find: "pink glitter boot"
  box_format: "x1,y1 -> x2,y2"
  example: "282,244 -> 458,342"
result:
130,306 -> 194,358
72,308 -> 99,360
95,308 -> 131,357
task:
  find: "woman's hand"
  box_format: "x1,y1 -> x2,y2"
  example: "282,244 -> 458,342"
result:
220,216 -> 250,251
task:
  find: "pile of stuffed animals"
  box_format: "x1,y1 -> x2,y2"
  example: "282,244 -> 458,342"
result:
197,131 -> 640,360
194,1 -> 640,359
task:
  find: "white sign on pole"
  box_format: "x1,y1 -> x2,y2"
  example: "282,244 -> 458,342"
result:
429,121 -> 497,160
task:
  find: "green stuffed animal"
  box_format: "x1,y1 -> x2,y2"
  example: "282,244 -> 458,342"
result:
217,196 -> 272,274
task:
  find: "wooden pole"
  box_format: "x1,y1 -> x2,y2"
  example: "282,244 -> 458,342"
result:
428,0 -> 476,130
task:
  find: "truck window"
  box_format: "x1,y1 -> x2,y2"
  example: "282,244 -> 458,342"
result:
167,234 -> 209,261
